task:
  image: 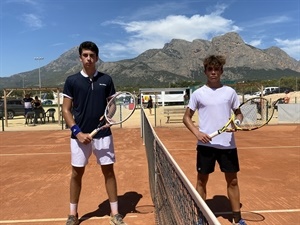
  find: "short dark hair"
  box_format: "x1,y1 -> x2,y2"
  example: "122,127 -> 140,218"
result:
79,41 -> 99,57
203,55 -> 226,70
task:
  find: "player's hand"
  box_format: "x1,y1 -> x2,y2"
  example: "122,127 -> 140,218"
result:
226,120 -> 241,132
76,132 -> 92,144
197,131 -> 211,143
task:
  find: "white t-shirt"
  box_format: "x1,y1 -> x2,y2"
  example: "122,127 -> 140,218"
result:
188,85 -> 240,149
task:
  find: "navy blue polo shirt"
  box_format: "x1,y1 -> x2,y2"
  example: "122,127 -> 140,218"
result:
63,71 -> 116,139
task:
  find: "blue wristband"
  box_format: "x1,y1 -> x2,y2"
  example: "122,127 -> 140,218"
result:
71,125 -> 81,136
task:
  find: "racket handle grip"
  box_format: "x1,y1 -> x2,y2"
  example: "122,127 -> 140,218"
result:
90,129 -> 98,138
209,131 -> 220,138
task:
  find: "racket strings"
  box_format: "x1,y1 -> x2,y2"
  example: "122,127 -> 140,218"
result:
239,99 -> 269,129
106,93 -> 136,124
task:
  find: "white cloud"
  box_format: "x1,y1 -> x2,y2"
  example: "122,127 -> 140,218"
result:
104,13 -> 241,58
51,43 -> 64,47
248,39 -> 262,47
275,38 -> 300,60
100,3 -> 298,62
243,15 -> 291,28
22,13 -> 43,29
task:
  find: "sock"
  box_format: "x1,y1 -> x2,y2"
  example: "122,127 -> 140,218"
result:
110,201 -> 118,215
70,203 -> 78,216
232,211 -> 241,223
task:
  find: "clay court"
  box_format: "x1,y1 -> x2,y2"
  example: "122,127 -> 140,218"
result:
0,109 -> 299,224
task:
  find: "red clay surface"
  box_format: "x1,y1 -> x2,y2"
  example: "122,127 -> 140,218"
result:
155,124 -> 300,225
0,128 -> 155,225
0,124 -> 299,225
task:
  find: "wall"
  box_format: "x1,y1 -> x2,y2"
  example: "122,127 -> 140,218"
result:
278,104 -> 300,123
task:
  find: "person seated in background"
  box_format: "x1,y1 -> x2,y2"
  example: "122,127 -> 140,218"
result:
33,96 -> 42,109
33,96 -> 45,123
283,90 -> 290,104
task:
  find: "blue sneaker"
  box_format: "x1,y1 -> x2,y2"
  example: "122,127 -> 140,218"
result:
233,219 -> 247,225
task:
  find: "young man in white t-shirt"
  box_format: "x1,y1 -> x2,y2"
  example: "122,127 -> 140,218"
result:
183,55 -> 246,225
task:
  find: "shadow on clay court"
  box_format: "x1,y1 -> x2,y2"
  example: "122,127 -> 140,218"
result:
79,191 -> 143,223
206,195 -> 265,223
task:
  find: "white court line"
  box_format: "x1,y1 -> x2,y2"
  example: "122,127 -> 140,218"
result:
214,208 -> 300,215
0,215 -> 138,224
0,210 -> 299,223
168,145 -> 300,151
250,209 -> 300,213
0,152 -> 70,156
0,144 -> 69,147
239,146 -> 300,149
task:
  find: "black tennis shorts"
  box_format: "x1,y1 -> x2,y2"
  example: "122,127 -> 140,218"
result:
196,145 -> 240,174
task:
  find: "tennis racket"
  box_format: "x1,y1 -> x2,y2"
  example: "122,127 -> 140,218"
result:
209,97 -> 280,138
90,91 -> 136,137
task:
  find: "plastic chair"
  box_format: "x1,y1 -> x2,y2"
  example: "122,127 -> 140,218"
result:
45,108 -> 56,122
34,108 -> 45,124
25,111 -> 35,125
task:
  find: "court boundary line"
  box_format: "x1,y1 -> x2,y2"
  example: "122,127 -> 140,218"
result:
0,209 -> 298,224
214,208 -> 300,215
0,144 -> 69,147
164,145 -> 300,151
0,152 -> 70,156
0,215 -> 138,224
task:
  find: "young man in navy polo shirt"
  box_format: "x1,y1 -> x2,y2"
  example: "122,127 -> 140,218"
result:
62,41 -> 127,225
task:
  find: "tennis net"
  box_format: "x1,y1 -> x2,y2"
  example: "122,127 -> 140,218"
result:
141,109 -> 221,225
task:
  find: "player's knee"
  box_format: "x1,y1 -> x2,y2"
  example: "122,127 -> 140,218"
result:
101,164 -> 115,178
72,166 -> 85,178
228,178 -> 238,187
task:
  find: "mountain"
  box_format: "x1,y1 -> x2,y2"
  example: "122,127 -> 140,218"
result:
1,32 -> 299,90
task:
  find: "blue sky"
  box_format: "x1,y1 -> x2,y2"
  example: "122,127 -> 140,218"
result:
0,0 -> 299,77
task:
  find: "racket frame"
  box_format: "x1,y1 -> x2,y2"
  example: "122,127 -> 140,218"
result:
209,97 -> 279,138
90,91 -> 136,137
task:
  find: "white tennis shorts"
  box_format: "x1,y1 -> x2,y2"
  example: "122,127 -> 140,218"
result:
70,135 -> 115,167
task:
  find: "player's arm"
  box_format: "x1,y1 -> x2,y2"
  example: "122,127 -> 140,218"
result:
183,107 -> 211,143
62,96 -> 75,128
105,95 -> 116,119
62,96 -> 91,144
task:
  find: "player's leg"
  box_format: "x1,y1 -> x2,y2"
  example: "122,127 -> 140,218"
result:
94,136 -> 127,225
94,135 -> 117,204
101,164 -> 117,202
66,139 -> 92,225
225,172 -> 240,212
196,145 -> 216,199
225,172 -> 246,224
196,173 -> 209,199
218,148 -> 246,224
70,166 -> 85,212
